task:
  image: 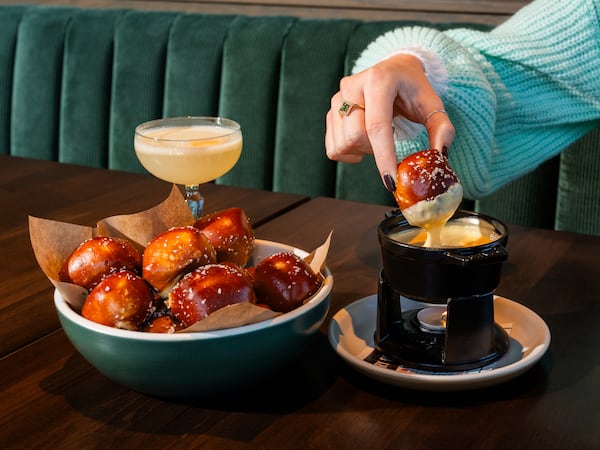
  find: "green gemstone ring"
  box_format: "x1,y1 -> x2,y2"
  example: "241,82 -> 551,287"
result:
339,101 -> 365,117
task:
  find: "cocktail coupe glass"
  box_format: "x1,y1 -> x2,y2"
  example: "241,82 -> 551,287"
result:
134,116 -> 242,219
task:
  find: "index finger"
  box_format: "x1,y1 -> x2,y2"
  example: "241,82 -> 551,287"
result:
363,85 -> 398,191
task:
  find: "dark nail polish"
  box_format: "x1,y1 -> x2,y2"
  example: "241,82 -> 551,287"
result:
441,146 -> 449,157
384,173 -> 396,193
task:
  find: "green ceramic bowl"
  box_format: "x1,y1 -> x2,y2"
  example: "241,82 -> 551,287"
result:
54,239 -> 333,398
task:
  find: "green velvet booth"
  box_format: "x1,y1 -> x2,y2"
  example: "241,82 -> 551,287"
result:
1,5 -> 599,235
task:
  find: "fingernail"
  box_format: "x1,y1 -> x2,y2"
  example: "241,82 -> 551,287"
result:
383,172 -> 396,193
441,145 -> 448,157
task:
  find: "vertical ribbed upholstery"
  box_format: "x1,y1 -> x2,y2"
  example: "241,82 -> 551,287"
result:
60,9 -> 123,167
272,19 -> 357,198
1,5 -> 599,235
475,157 -> 560,229
555,128 -> 600,235
0,5 -> 27,155
11,7 -> 74,161
217,16 -> 296,190
163,14 -> 236,118
109,10 -> 177,172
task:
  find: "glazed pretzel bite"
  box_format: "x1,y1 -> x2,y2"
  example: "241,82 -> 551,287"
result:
394,149 -> 463,246
193,207 -> 255,266
251,252 -> 321,313
59,236 -> 142,291
142,226 -> 217,296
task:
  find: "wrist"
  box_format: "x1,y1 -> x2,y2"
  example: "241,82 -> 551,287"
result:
382,46 -> 448,97
352,28 -> 450,97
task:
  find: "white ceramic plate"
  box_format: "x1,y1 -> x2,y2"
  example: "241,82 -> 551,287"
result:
328,295 -> 550,391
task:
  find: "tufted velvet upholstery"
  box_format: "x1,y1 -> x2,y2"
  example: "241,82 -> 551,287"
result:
1,5 -> 599,235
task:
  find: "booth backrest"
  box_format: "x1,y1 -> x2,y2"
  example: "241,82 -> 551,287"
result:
1,5 -> 599,235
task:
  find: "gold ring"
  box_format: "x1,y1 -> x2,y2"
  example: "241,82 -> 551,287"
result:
339,101 -> 365,117
424,109 -> 448,123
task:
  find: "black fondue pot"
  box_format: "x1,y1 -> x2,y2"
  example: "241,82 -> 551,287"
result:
375,210 -> 510,371
378,209 -> 509,303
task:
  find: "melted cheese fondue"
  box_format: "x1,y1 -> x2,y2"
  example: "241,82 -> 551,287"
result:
400,183 -> 463,247
389,217 -> 501,248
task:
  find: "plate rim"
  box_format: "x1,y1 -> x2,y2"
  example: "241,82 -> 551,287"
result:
328,294 -> 551,391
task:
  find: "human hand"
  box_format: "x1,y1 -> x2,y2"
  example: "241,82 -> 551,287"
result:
325,54 -> 455,192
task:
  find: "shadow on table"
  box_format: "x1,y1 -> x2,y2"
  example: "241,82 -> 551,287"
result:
38,308 -> 594,442
40,333 -> 338,401
337,307 -> 598,405
336,351 -> 553,406
38,333 -> 342,441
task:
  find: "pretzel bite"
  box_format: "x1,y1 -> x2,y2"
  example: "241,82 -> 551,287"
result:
82,271 -> 155,330
168,263 -> 256,327
252,252 -> 321,313
143,313 -> 184,333
59,236 -> 142,291
193,207 -> 255,266
394,149 -> 463,228
142,226 -> 217,296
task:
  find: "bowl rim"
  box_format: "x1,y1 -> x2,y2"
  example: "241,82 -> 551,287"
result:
54,239 -> 333,341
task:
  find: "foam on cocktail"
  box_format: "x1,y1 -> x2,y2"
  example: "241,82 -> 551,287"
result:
135,125 -> 243,186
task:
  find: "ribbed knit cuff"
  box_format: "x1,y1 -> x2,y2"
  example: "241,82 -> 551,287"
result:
352,29 -> 450,140
382,46 -> 449,140
380,45 -> 448,97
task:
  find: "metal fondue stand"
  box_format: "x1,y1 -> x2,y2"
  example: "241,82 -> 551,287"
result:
376,210 -> 510,372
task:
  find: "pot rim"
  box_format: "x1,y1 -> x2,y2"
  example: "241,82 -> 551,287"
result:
378,209 -> 508,254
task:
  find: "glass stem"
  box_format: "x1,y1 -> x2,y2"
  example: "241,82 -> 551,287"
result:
185,184 -> 204,219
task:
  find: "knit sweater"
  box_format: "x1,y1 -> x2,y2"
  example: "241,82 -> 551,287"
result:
353,0 -> 600,199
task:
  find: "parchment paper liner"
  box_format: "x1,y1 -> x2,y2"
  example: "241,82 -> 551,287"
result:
28,185 -> 332,332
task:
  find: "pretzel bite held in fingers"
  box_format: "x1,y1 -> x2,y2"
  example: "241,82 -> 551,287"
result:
394,149 -> 463,228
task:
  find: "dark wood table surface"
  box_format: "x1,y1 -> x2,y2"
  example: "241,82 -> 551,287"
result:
1,155 -> 598,449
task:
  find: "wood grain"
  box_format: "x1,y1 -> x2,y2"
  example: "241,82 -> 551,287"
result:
1,157 -> 598,449
0,155 -> 307,356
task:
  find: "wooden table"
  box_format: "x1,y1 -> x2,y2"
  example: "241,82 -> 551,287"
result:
1,155 -> 598,449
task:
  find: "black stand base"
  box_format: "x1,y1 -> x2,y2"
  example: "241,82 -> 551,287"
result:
375,273 -> 509,372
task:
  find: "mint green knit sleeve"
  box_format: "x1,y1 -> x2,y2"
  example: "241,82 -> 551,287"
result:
352,0 -> 600,199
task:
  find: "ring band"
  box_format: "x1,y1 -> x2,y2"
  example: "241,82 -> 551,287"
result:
339,101 -> 365,117
424,109 -> 448,123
